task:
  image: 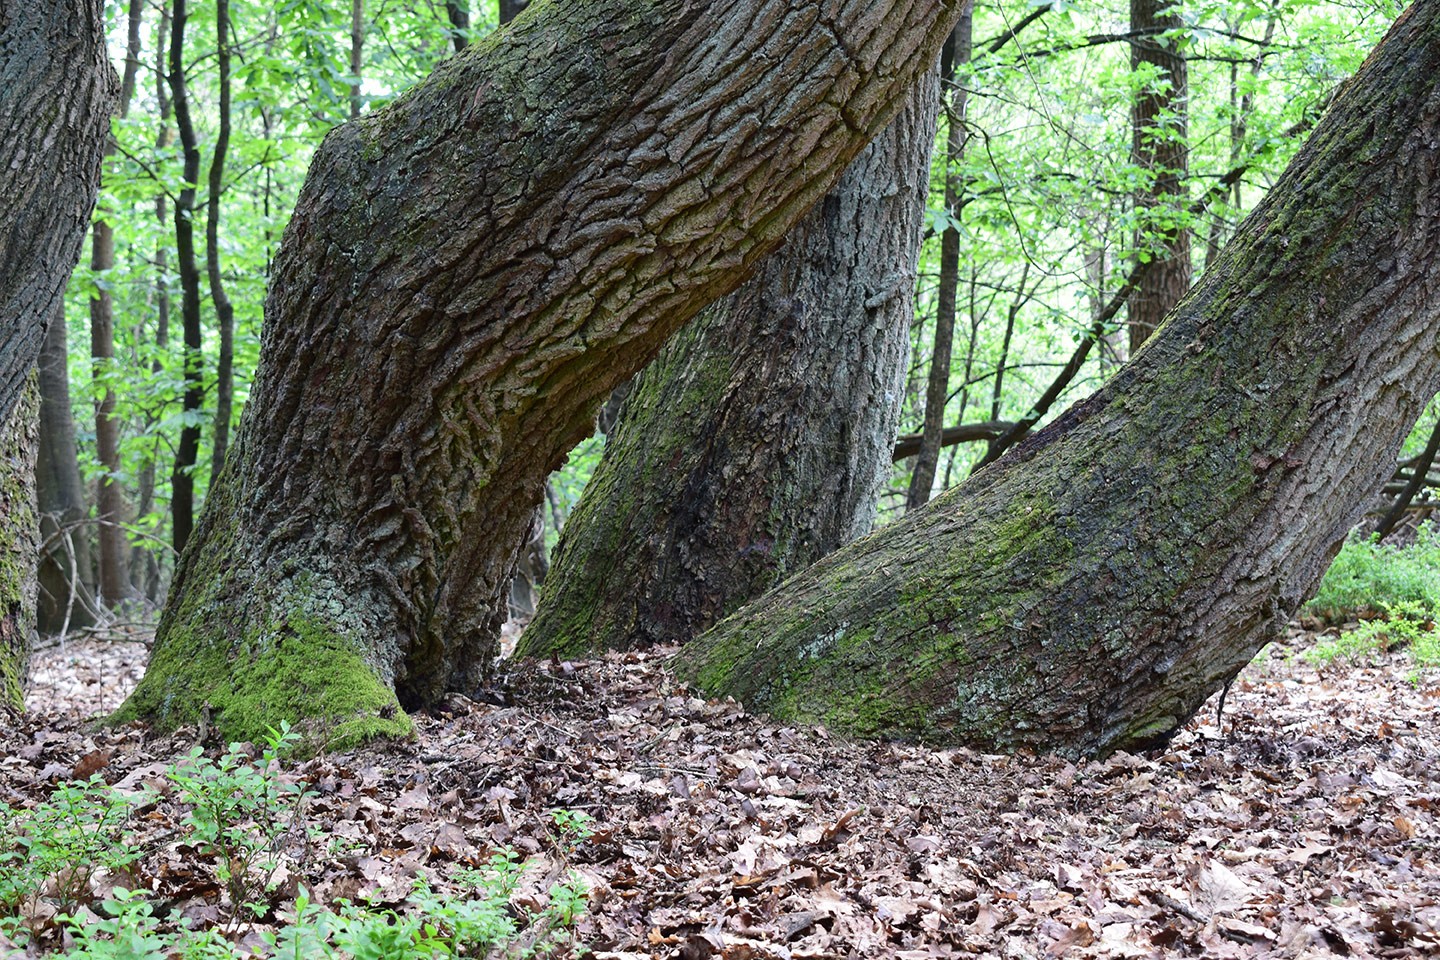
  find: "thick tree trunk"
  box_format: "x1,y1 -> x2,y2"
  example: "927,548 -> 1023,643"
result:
1126,0 -> 1191,352
675,2 -> 1440,758
1,0 -> 117,696
118,0 -> 966,746
1,379 -> 39,709
0,0 -> 116,423
520,77 -> 940,658
36,305 -> 98,634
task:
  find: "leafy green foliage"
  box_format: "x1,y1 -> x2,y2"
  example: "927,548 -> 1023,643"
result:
1306,525 -> 1440,623
0,721 -> 589,957
166,724 -> 309,917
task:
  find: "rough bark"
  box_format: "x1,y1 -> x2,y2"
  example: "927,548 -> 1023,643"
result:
118,0 -> 966,746
0,0 -> 116,425
1127,0 -> 1191,352
1,379 -> 39,709
520,76 -> 939,658
675,2 -> 1440,758
1,0 -> 116,692
36,305 -> 98,634
907,7 -> 970,511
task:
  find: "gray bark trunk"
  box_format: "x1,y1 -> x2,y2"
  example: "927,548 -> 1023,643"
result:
1,379 -> 39,709
0,0 -> 117,423
119,0 -> 966,747
520,74 -> 940,657
676,2 -> 1440,758
36,304 -> 98,634
0,0 -> 117,696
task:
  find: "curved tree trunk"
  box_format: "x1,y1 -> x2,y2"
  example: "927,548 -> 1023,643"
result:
675,2 -> 1440,758
520,75 -> 940,658
118,0 -> 966,747
0,0 -> 118,701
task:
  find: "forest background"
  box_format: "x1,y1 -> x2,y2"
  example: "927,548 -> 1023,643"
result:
38,0 -> 1417,632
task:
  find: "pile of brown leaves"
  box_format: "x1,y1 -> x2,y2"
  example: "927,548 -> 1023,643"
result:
5,629 -> 1438,958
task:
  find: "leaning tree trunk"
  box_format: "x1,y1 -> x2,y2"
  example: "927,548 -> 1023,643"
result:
675,1 -> 1440,758
519,75 -> 940,658
117,0 -> 966,747
0,0 -> 118,700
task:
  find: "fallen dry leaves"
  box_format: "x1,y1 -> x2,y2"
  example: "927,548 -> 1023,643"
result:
4,627 -> 1438,958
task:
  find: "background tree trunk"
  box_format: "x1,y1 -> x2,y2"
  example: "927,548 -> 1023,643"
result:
675,3 -> 1440,758
1127,0 -> 1191,352
907,7 -> 971,511
0,0 -> 118,701
520,75 -> 940,658
89,0 -> 144,609
36,305 -> 98,634
168,0 -> 205,555
208,0 -> 236,476
118,0 -> 966,747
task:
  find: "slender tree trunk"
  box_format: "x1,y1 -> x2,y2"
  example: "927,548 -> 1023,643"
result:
349,0 -> 363,120
117,0 -> 966,747
0,0 -> 118,701
446,2 -> 469,51
1126,0 -> 1190,352
169,0 -> 205,555
209,0 -> 236,476
676,3 -> 1440,758
36,305 -> 98,634
499,0 -> 528,24
906,7 -> 971,511
132,2 -> 172,600
88,0 -> 144,608
520,75 -> 940,658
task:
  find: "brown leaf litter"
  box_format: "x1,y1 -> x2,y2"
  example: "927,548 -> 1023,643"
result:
4,627 -> 1438,958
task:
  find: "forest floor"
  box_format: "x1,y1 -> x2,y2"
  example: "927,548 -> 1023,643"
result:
5,625 -> 1439,959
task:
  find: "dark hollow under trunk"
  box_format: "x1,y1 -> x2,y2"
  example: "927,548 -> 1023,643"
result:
519,74 -> 940,657
675,2 -> 1440,758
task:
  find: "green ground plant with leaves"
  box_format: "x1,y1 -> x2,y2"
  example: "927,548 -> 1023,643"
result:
0,726 -> 590,958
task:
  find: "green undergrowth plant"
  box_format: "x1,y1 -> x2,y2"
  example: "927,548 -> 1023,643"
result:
0,724 -> 591,958
1305,523 -> 1440,623
1302,524 -> 1440,676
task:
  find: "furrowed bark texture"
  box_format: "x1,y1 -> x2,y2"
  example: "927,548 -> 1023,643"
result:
0,378 -> 39,709
0,0 -> 117,424
519,76 -> 940,658
676,3 -> 1440,758
123,0 -> 965,743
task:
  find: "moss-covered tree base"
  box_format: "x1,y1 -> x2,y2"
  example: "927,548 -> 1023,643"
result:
0,379 -> 40,710
675,3 -> 1440,758
114,469 -> 412,750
